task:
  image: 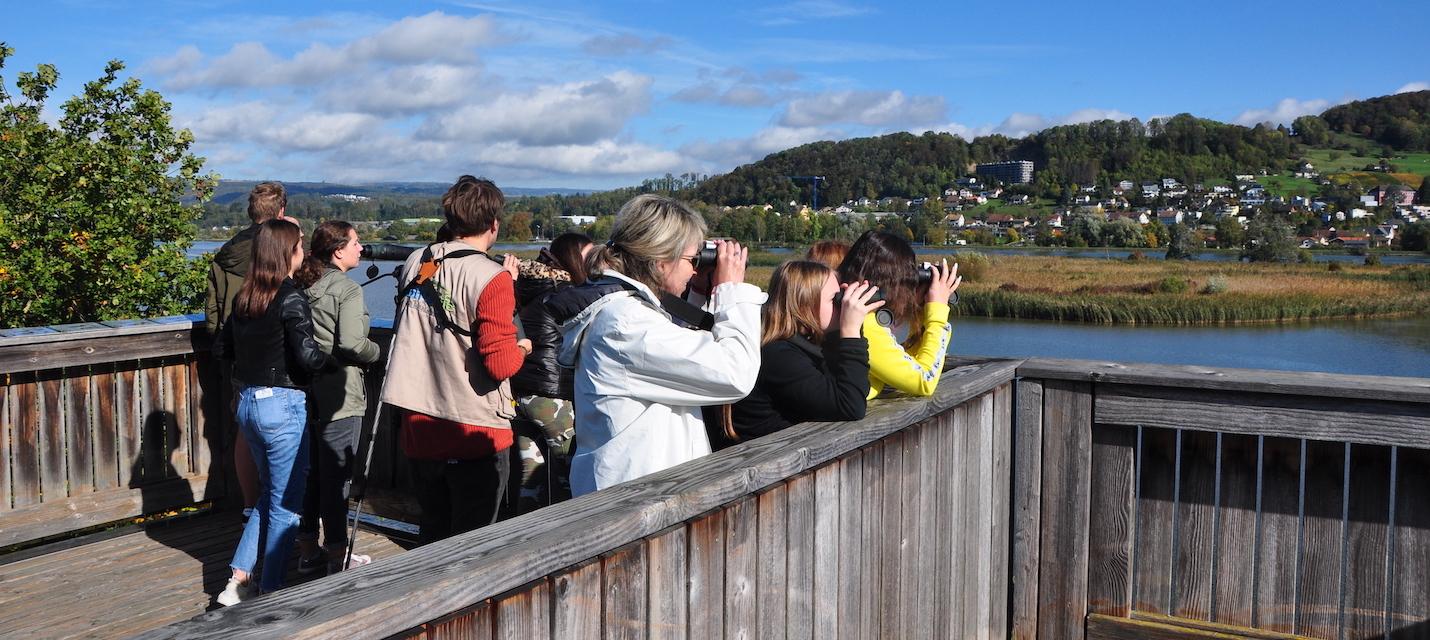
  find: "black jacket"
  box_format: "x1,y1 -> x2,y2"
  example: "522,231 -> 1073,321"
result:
214,279 -> 333,389
719,334 -> 870,449
511,274 -> 575,400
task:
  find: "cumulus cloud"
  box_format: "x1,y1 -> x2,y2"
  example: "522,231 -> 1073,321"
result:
934,108 -> 1134,139
581,33 -> 672,56
322,64 -> 482,115
1233,97 -> 1333,127
682,125 -> 837,167
418,71 -> 652,146
180,102 -> 380,152
779,90 -> 946,128
669,66 -> 799,107
1396,81 -> 1429,94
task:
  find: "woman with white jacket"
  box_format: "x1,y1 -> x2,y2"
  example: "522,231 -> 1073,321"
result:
550,195 -> 764,496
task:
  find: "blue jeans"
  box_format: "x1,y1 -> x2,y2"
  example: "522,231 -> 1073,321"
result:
230,386 -> 310,593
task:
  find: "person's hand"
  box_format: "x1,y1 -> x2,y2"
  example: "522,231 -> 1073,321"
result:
516,338 -> 533,355
711,239 -> 748,288
839,280 -> 884,338
926,259 -> 962,303
503,254 -> 520,281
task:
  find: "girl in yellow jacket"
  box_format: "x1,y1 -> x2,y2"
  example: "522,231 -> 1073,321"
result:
838,231 -> 962,399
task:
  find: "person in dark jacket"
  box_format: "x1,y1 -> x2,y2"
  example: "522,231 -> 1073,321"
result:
721,260 -> 883,449
213,219 -> 334,606
511,232 -> 591,511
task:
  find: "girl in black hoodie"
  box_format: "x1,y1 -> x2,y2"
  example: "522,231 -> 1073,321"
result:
721,260 -> 884,448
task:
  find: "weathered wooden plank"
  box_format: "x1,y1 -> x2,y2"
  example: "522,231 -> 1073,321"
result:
1,378 -> 13,510
64,368 -> 95,495
550,559 -> 601,640
972,392 -> 995,640
646,526 -> 687,640
1174,430 -> 1217,620
1011,378 -> 1044,640
756,485 -> 788,640
688,510 -> 725,640
951,401 -> 973,637
11,377 -> 41,508
898,420 -> 924,640
1095,384 -> 1430,450
1391,447 -> 1430,640
1036,379 -> 1093,640
1253,437 -> 1301,634
38,370 -> 67,501
603,541 -> 646,640
1087,612 -> 1315,640
878,430 -> 904,639
92,365 -> 119,491
1341,444 -> 1391,640
495,579 -> 550,640
1211,434 -> 1259,628
1134,428 -> 1177,616
858,441 -> 884,639
812,464 -> 839,640
911,413 -> 940,640
932,401 -> 960,638
188,358 -> 213,485
0,475 -> 210,547
1294,440 -> 1344,638
990,383 -> 1013,640
1015,358 -> 1430,405
1087,423 -> 1136,617
140,364 -> 166,483
786,471 -> 815,640
166,361 -> 192,477
835,452 -> 862,640
0,327 -> 205,375
726,495 -> 758,640
416,601 -> 494,640
117,367 -> 139,488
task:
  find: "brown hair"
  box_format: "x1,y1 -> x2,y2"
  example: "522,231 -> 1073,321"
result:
838,230 -> 924,347
247,182 -> 287,223
234,219 -> 302,320
548,232 -> 593,285
294,220 -> 355,289
761,261 -> 831,346
442,175 -> 504,237
805,240 -> 850,270
585,194 -> 706,294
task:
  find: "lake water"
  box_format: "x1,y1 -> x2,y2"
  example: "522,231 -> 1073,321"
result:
189,241 -> 1430,378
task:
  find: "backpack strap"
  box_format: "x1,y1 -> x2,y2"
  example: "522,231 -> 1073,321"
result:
598,276 -> 715,331
397,246 -> 487,338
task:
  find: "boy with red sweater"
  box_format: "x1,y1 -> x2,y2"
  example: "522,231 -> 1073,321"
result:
382,176 -> 531,543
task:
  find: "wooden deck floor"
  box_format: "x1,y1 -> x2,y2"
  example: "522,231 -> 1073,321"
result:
0,512 -> 409,638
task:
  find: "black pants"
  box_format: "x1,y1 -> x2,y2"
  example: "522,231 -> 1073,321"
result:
412,452 -> 509,545
299,416 -> 361,549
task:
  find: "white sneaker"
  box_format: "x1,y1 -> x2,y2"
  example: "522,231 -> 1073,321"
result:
217,577 -> 255,607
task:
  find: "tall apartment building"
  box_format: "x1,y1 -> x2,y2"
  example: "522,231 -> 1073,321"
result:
974,160 -> 1035,185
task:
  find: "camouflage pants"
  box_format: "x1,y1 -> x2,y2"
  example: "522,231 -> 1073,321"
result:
514,395 -> 575,513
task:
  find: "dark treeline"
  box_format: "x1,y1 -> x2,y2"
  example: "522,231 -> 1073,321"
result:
1317,90 -> 1430,151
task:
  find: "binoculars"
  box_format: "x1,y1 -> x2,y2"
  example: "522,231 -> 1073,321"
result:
692,240 -> 719,271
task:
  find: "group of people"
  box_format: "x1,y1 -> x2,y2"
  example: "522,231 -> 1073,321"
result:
203,176 -> 961,606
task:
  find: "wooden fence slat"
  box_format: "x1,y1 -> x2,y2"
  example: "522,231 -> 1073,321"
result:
688,510 -> 725,639
1173,430 -> 1217,620
38,371 -> 67,501
877,431 -> 904,639
912,413 -> 940,640
166,362 -> 191,477
1211,434 -> 1259,627
551,559 -> 601,640
188,358 -> 214,487
1133,428 -> 1177,615
835,452 -> 862,640
646,526 -> 687,640
973,392 -> 995,640
990,383 -> 1013,640
898,421 -> 923,640
1011,379 -> 1045,640
1253,437 -> 1301,633
1,379 -> 13,510
116,368 -> 139,490
786,471 -> 815,640
1295,440 -> 1345,638
757,485 -> 788,640
1391,447 -> 1430,640
858,441 -> 884,638
92,366 -> 119,491
495,580 -> 550,640
421,601 -> 494,640
603,542 -> 647,640
1036,379 -> 1093,640
12,378 -> 40,507
64,369 -> 95,495
139,365 -> 165,483
727,496 -> 758,640
951,401 -> 973,638
812,464 -> 839,640
1342,444 -> 1391,640
1086,424 -> 1136,617
932,403 -> 959,637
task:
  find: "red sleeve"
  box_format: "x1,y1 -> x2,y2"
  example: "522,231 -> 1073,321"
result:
475,272 -> 525,381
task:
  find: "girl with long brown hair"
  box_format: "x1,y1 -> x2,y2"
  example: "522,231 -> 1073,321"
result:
214,218 -> 333,605
720,261 -> 883,448
837,230 -> 961,399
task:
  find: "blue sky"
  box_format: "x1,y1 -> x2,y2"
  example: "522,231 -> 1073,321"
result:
5,0 -> 1427,189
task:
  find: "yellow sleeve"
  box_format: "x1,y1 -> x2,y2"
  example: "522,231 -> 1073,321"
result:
864,302 -> 952,399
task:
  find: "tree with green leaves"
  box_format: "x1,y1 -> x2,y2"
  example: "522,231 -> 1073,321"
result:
1214,216 -> 1246,249
1241,214 -> 1298,262
0,45 -> 216,328
1165,222 -> 1198,260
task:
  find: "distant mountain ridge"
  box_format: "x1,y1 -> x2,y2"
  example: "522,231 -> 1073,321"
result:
206,180 -> 593,205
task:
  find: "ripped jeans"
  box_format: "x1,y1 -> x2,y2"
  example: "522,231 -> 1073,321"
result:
229,385 -> 310,593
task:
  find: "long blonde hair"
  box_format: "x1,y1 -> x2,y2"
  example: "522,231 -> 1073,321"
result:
761,261 -> 831,346
585,194 -> 707,294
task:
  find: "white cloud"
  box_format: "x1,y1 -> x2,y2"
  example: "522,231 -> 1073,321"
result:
322,64 -> 482,115
419,71 -> 652,146
1233,97 -> 1333,127
347,12 -> 496,64
934,108 -> 1135,139
1396,81 -> 1429,94
682,125 -> 838,167
180,103 -> 378,152
779,90 -> 946,128
581,33 -> 672,56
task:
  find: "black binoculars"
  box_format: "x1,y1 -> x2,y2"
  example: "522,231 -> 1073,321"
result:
692,240 -> 719,271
